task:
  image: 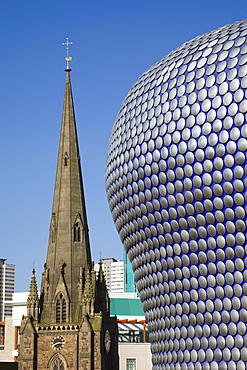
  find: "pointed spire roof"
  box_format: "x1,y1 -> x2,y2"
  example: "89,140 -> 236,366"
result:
94,260 -> 109,315
83,269 -> 95,301
27,269 -> 39,307
50,69 -> 91,256
40,69 -> 92,323
98,259 -> 105,284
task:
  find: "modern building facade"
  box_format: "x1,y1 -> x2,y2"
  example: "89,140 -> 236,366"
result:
123,251 -> 135,293
0,258 -> 15,359
110,292 -> 151,370
18,59 -> 118,369
95,258 -> 124,293
106,19 -> 247,369
94,253 -> 136,294
0,317 -> 16,363
0,259 -> 15,321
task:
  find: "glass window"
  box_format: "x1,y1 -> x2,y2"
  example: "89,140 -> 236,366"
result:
56,299 -> 61,322
56,294 -> 66,322
62,299 -> 66,322
73,222 -> 81,242
126,358 -> 136,370
53,357 -> 64,370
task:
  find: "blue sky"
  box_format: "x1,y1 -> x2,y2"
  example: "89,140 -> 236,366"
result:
1,1 -> 246,292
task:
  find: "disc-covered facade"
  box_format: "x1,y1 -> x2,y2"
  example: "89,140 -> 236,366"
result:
105,19 -> 247,369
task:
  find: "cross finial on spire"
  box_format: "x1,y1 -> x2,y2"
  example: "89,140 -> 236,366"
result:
99,251 -> 102,261
62,37 -> 73,70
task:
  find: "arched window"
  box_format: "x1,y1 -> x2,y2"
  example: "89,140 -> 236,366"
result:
50,355 -> 65,370
56,294 -> 67,323
51,213 -> 56,243
62,299 -> 66,322
56,299 -> 61,322
73,222 -> 81,242
64,152 -> 69,167
53,357 -> 64,370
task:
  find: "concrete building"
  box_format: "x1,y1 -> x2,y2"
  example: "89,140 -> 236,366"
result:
0,292 -> 26,363
0,317 -> 15,362
0,258 -> 15,363
94,252 -> 137,295
94,258 -> 124,293
0,259 -> 15,321
12,292 -> 29,330
123,251 -> 135,293
0,293 -> 28,362
119,344 -> 151,370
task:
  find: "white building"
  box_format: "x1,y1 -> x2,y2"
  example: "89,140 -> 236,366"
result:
0,258 -> 15,362
0,317 -> 15,362
109,292 -> 152,370
94,258 -> 124,293
0,259 -> 15,321
0,292 -> 27,362
119,342 -> 152,370
12,292 -> 28,328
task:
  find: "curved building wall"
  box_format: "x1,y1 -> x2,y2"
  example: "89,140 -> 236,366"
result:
105,19 -> 247,369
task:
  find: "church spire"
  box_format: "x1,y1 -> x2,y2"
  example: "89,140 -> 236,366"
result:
40,67 -> 92,323
19,48 -> 119,370
94,260 -> 109,315
27,269 -> 39,321
82,267 -> 95,316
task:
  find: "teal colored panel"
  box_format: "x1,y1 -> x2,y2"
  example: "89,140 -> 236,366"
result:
124,250 -> 135,293
110,298 -> 144,316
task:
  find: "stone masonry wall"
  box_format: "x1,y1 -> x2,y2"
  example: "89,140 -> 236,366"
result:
18,320 -> 36,370
37,332 -> 78,369
93,331 -> 101,370
78,330 -> 92,370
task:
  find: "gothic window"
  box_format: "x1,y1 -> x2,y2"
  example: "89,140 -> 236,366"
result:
56,294 -> 67,322
73,222 -> 81,242
62,299 -> 66,322
64,152 -> 69,167
52,357 -> 65,370
51,213 -> 56,243
56,299 -> 61,322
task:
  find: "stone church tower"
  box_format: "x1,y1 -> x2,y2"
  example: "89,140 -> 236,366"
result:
18,62 -> 119,370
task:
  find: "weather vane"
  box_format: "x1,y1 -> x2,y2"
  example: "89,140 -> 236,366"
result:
62,37 -> 73,70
